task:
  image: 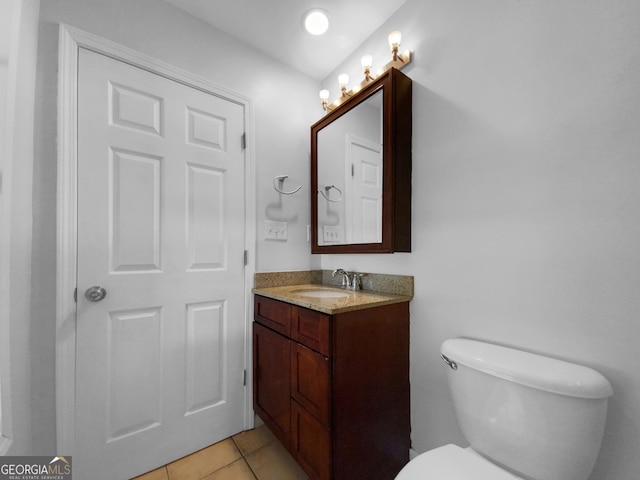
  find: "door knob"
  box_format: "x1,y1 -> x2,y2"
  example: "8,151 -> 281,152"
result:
85,286 -> 107,302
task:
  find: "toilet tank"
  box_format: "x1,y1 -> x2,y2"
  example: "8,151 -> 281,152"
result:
441,338 -> 613,480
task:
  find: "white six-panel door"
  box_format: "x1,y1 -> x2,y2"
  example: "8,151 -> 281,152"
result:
75,48 -> 246,479
345,134 -> 382,244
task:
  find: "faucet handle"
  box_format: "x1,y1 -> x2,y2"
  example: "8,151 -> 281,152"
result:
350,273 -> 366,290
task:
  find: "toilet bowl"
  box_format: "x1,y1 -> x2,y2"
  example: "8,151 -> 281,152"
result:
395,338 -> 613,480
397,444 -> 521,480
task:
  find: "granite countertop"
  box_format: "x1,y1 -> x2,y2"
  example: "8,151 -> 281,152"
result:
253,283 -> 412,315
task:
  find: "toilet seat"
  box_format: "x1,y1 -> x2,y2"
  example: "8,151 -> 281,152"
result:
395,444 -> 521,480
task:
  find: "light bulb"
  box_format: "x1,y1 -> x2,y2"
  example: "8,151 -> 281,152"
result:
361,55 -> 373,80
338,73 -> 349,96
388,31 -> 402,49
319,89 -> 330,110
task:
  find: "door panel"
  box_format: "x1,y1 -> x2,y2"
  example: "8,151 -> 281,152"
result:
107,307 -> 162,441
186,163 -> 225,270
345,134 -> 382,244
185,300 -> 226,414
110,148 -> 162,272
75,48 -> 246,479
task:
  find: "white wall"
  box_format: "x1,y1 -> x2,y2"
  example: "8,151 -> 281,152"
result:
23,2 -> 640,476
0,0 -> 14,453
0,0 -> 40,456
30,0 -> 319,454
319,0 -> 640,478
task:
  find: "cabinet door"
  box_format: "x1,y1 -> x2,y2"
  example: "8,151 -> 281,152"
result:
291,400 -> 331,480
291,343 -> 331,426
253,323 -> 291,447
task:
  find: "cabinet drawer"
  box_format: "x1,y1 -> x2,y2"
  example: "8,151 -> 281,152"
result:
291,400 -> 331,480
254,295 -> 291,336
291,343 -> 331,426
291,306 -> 331,355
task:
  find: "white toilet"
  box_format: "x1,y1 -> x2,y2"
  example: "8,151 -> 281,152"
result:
396,338 -> 613,480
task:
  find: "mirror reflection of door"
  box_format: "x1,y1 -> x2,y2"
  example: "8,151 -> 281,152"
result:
345,134 -> 382,243
316,89 -> 383,246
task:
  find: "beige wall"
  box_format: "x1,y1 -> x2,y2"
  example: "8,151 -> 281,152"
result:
319,0 -> 640,478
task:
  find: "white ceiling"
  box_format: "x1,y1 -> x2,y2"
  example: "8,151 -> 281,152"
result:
163,0 -> 408,80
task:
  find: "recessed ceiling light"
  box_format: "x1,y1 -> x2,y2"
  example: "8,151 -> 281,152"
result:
303,9 -> 330,36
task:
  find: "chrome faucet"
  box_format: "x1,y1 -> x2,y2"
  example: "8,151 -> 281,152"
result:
332,269 -> 365,290
333,268 -> 351,287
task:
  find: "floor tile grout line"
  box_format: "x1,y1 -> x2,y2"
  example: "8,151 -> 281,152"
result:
231,434 -> 261,480
241,457 -> 260,480
137,427 -> 284,480
192,439 -> 245,480
231,436 -> 243,456
192,457 -> 255,480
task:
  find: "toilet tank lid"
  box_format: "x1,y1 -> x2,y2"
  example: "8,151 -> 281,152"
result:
441,338 -> 613,399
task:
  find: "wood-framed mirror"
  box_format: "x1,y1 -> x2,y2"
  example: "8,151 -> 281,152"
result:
311,67 -> 412,254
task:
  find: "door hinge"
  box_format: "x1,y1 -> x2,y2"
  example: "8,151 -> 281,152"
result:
74,287 -> 77,303
351,163 -> 355,177
243,369 -> 247,386
241,133 -> 246,150
244,250 -> 248,266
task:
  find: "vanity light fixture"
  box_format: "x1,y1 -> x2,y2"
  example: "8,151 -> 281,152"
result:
319,31 -> 412,111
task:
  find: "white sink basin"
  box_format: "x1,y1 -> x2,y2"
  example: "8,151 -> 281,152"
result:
292,288 -> 351,299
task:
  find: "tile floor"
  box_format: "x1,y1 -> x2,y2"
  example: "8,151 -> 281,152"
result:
131,424 -> 309,480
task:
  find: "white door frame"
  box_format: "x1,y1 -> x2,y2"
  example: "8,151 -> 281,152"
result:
56,24 -> 256,456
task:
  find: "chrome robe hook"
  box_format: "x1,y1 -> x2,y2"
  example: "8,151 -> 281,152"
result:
319,184 -> 342,202
273,175 -> 302,195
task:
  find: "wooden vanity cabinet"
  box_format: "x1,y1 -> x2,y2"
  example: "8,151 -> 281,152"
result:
253,294 -> 410,480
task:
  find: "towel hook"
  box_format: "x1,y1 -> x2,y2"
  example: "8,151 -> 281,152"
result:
319,185 -> 343,202
273,175 -> 302,195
